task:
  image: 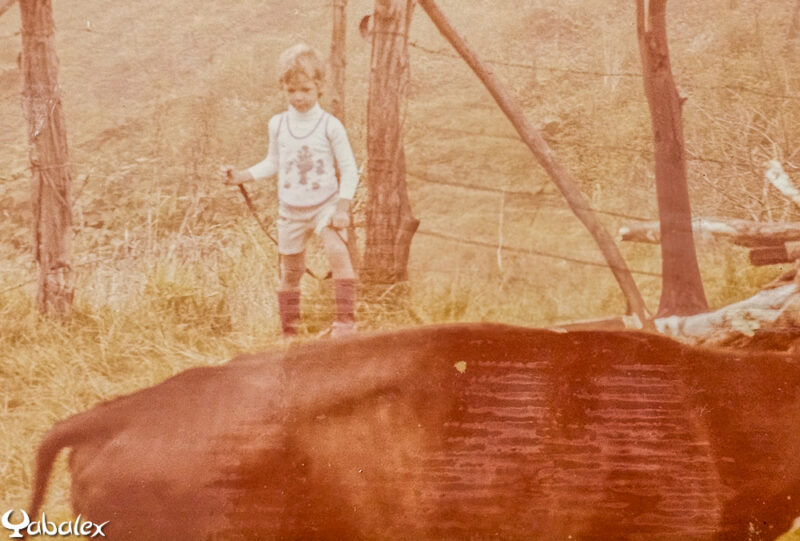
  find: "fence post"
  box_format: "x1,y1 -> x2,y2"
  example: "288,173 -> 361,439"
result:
362,0 -> 419,286
20,0 -> 74,316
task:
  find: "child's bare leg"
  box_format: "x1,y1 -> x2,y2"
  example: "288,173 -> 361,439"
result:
320,228 -> 354,280
321,229 -> 356,335
277,253 -> 305,336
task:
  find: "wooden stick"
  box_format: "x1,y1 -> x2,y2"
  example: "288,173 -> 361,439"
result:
235,184 -> 324,281
417,0 -> 651,323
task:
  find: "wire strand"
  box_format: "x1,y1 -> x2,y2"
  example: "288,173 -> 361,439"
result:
416,228 -> 661,277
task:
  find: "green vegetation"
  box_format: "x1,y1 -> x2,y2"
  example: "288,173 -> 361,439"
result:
1,0 -> 798,529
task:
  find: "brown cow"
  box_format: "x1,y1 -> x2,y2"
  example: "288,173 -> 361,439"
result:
29,323 -> 800,540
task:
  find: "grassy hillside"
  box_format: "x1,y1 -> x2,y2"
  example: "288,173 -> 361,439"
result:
1,0 -> 798,530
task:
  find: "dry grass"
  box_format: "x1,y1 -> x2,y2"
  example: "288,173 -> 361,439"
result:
0,0 -> 798,535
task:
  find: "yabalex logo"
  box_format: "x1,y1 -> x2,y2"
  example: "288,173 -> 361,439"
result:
1,510 -> 108,538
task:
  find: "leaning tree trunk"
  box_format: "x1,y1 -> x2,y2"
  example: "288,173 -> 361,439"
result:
20,0 -> 73,316
362,0 -> 419,285
636,0 -> 707,317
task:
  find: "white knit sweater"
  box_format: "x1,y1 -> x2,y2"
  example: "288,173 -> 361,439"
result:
248,104 -> 358,208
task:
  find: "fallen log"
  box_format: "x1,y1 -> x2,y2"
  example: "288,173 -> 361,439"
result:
619,218 -> 800,247
652,283 -> 798,346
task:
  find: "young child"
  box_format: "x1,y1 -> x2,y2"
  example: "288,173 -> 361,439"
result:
221,43 -> 359,338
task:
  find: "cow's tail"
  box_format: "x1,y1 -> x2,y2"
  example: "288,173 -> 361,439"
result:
29,408 -> 114,517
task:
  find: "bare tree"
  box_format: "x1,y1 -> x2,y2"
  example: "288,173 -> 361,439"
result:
362,0 -> 419,284
20,0 -> 73,316
636,0 -> 707,316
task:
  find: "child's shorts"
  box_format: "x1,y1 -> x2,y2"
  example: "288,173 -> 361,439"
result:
277,195 -> 346,255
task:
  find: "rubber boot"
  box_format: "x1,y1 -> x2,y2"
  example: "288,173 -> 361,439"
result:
277,289 -> 300,336
331,279 -> 356,338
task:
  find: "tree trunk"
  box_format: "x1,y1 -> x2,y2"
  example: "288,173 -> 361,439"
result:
20,0 -> 73,316
636,0 -> 707,317
330,0 -> 347,123
362,0 -> 418,284
417,0 -> 651,324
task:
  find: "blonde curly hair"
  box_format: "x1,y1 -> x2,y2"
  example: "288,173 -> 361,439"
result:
278,43 -> 325,86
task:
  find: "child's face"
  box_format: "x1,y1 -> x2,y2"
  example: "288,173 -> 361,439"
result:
283,74 -> 319,114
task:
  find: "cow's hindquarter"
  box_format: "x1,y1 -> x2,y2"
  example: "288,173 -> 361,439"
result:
233,334 -> 458,540
67,361 -> 288,541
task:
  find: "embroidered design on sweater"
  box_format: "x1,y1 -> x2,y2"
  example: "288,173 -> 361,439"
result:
312,159 -> 325,190
272,110 -> 346,205
297,146 -> 313,186
282,146 -> 325,190
291,147 -> 327,191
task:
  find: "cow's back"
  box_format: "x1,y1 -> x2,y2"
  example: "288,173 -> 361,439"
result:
53,325 -> 800,540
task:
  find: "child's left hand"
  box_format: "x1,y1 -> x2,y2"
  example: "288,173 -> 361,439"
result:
331,198 -> 351,229
331,210 -> 350,229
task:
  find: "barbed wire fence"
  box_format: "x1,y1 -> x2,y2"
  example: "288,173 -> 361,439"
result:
2,2 -> 798,320
339,31 -> 800,320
